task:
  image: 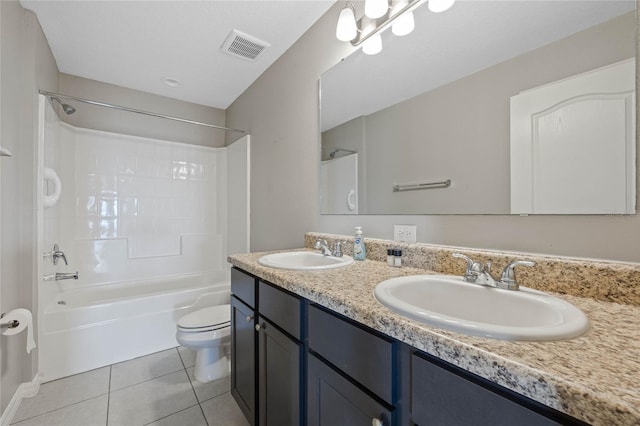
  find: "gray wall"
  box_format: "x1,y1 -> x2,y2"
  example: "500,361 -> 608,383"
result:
226,3 -> 355,251
324,12 -> 634,215
59,74 -> 228,147
0,0 -> 59,412
227,3 -> 640,262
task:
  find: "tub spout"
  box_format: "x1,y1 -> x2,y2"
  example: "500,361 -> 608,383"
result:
55,272 -> 78,281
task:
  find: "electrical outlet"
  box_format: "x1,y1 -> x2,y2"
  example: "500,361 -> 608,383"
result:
394,224 -> 417,243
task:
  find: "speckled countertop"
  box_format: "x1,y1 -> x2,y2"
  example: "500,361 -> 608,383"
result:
229,242 -> 640,425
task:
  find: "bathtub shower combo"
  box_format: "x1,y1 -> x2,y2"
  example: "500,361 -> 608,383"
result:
37,94 -> 250,382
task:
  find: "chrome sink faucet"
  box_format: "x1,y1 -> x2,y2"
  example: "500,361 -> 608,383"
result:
314,239 -> 333,256
452,253 -> 535,290
314,239 -> 345,257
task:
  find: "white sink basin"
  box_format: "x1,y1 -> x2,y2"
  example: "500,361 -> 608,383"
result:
374,275 -> 590,341
258,251 -> 354,271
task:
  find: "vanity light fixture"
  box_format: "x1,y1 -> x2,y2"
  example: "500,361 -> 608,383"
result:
336,3 -> 358,42
428,0 -> 456,13
391,0 -> 415,36
336,0 -> 455,54
363,33 -> 383,55
365,0 -> 389,19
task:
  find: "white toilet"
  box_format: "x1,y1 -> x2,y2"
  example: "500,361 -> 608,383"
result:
176,304 -> 231,383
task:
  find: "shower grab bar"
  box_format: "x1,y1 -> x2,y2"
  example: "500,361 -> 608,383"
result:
393,179 -> 451,192
38,90 -> 249,135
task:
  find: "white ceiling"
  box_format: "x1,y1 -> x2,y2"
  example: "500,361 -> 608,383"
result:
21,0 -> 334,109
321,0 -> 636,131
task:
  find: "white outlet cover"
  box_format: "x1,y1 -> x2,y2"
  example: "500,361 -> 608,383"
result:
394,224 -> 417,243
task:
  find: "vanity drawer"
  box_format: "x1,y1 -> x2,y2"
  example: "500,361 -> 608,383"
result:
231,268 -> 257,308
258,281 -> 302,340
411,352 -> 562,426
308,304 -> 394,404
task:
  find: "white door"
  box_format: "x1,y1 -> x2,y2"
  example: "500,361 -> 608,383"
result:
320,154 -> 358,215
510,58 -> 635,214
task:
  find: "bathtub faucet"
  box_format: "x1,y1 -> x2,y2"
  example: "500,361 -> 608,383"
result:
55,272 -> 78,281
51,243 -> 68,266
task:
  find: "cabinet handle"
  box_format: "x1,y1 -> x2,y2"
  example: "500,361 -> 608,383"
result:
254,323 -> 266,332
371,418 -> 384,426
245,315 -> 253,322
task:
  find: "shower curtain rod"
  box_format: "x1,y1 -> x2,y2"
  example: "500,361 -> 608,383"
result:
39,90 -> 249,134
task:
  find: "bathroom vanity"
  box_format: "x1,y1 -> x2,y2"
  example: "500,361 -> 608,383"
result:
230,267 -> 582,425
228,234 -> 640,426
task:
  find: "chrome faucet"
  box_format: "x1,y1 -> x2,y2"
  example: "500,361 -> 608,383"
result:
452,253 -> 535,290
452,253 -> 486,283
50,243 -> 68,265
55,272 -> 78,281
314,239 -> 333,256
314,239 -> 346,257
498,260 -> 536,290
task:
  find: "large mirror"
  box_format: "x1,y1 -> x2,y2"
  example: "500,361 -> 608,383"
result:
320,0 -> 636,215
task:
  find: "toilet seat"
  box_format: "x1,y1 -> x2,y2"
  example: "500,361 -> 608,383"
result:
177,305 -> 230,333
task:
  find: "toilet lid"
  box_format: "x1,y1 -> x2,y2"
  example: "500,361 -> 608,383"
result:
178,305 -> 230,330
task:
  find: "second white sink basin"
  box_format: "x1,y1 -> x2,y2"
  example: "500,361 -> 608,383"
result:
258,251 -> 354,271
374,275 -> 590,341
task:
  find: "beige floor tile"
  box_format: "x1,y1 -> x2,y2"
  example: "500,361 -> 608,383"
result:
12,395 -> 107,426
187,367 -> 230,402
200,392 -> 249,426
13,367 -> 110,423
108,370 -> 197,426
110,348 -> 184,391
145,405 -> 207,426
177,346 -> 196,369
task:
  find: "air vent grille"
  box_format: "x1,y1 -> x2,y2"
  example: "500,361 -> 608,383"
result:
222,30 -> 270,61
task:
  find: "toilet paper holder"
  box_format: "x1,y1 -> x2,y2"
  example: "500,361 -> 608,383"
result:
0,314 -> 20,329
1,320 -> 19,329
0,312 -> 20,329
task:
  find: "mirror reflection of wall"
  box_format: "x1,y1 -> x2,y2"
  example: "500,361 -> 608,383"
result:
320,1 -> 636,215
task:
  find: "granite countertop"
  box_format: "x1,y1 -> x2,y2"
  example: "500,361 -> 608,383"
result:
228,249 -> 640,426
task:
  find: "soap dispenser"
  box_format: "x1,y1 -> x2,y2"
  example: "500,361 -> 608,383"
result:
353,227 -> 367,261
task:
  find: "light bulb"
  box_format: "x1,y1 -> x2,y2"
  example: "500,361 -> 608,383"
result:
392,11 -> 414,36
362,33 -> 383,55
336,6 -> 357,41
428,0 -> 455,13
365,0 -> 388,19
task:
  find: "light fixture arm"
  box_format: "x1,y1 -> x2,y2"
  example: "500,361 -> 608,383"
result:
351,0 -> 425,47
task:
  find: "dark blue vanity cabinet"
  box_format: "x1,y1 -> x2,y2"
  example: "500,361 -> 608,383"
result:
231,267 -> 585,426
307,304 -> 401,426
230,269 -> 257,425
409,352 -> 584,426
231,268 -> 303,426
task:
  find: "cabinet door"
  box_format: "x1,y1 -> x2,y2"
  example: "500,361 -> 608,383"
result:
411,353 -> 560,426
258,317 -> 302,426
308,354 -> 392,426
231,296 -> 256,426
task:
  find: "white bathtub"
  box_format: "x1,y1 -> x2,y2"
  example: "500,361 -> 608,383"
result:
39,272 -> 230,382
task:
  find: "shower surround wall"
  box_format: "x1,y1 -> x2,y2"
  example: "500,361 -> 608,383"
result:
38,97 -> 242,380
56,123 -> 228,288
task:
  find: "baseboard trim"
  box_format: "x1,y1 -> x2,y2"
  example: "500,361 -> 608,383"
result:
0,374 -> 41,426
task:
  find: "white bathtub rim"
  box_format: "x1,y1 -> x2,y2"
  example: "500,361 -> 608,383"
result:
47,272 -> 229,307
49,281 -> 228,311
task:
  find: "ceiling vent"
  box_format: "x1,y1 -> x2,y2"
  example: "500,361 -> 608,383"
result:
221,30 -> 270,61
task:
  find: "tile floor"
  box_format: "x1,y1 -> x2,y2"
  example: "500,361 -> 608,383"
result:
11,347 -> 249,426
